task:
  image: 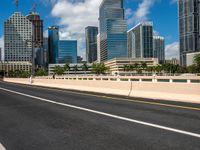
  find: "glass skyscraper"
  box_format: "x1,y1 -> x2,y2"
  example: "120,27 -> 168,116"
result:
58,40 -> 77,64
48,26 -> 59,64
99,0 -> 127,62
153,36 -> 165,64
85,26 -> 98,63
4,12 -> 33,62
128,22 -> 153,59
179,0 -> 200,66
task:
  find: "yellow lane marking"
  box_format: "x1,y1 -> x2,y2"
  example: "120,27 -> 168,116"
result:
2,81 -> 200,111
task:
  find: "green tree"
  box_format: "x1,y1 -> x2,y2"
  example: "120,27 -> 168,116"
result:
92,63 -> 109,75
35,69 -> 48,76
64,63 -> 70,74
123,65 -> 130,72
82,63 -> 89,74
141,62 -> 147,70
73,65 -> 79,74
194,54 -> 200,66
53,66 -> 65,75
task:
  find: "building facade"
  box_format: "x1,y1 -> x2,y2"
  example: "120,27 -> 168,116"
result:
58,40 -> 77,64
128,22 -> 153,59
104,57 -> 159,75
85,26 -> 98,63
0,61 -> 32,74
43,37 -> 49,67
4,12 -> 33,62
26,11 -> 44,68
186,52 -> 200,66
97,34 -> 101,62
179,0 -> 200,66
164,58 -> 180,65
99,0 -> 128,62
48,63 -> 92,75
153,36 -> 165,64
48,26 -> 59,64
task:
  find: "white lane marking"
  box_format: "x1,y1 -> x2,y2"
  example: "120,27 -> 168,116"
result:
0,143 -> 6,150
0,87 -> 200,139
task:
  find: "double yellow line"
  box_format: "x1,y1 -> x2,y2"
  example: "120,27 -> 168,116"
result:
28,84 -> 200,111
2,81 -> 200,111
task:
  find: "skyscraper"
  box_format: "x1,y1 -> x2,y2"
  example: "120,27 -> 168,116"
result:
128,22 -> 153,59
85,26 -> 98,63
179,0 -> 200,66
58,40 -> 77,64
48,26 -> 59,64
26,11 -> 43,48
99,0 -> 127,62
43,37 -> 49,67
4,12 -> 33,62
153,36 -> 165,64
26,11 -> 44,68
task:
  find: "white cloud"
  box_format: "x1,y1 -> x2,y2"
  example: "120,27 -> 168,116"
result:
0,36 -> 4,61
165,42 -> 179,59
170,0 -> 177,4
51,0 -> 101,59
127,0 -> 157,26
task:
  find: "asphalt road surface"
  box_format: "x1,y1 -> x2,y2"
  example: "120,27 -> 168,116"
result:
0,81 -> 200,150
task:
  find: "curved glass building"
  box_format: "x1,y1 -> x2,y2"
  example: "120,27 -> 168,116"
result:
99,0 -> 127,62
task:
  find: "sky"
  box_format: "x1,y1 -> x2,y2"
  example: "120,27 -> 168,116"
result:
0,0 -> 179,60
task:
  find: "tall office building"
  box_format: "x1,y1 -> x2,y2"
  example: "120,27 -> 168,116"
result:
4,12 -> 33,62
97,34 -> 101,62
179,0 -> 200,66
99,0 -> 128,62
58,40 -> 77,64
48,26 -> 59,64
85,26 -> 98,63
153,36 -> 165,64
128,22 -> 153,59
43,37 -> 49,67
26,12 -> 43,47
27,11 -> 44,68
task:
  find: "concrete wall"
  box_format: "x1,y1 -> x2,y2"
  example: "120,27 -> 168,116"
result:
3,78 -> 200,104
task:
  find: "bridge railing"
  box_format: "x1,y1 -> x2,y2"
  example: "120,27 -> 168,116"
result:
35,75 -> 200,84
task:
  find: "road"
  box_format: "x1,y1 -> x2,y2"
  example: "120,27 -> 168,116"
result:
0,81 -> 200,150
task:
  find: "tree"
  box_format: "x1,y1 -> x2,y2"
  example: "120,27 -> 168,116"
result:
35,68 -> 48,76
73,65 -> 79,74
123,65 -> 130,72
194,54 -> 200,67
92,63 -> 109,75
64,63 -> 70,74
53,66 -> 65,75
141,62 -> 147,70
82,63 -> 89,74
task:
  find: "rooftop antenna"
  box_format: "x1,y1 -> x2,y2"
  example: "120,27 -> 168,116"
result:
15,0 -> 19,12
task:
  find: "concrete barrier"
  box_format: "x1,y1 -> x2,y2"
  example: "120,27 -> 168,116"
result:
3,78 -> 200,104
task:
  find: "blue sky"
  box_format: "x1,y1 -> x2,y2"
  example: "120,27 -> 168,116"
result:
0,0 -> 179,60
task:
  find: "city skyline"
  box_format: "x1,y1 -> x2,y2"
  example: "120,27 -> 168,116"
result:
0,0 -> 178,60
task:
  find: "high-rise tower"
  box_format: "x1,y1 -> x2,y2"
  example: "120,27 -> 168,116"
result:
85,26 -> 98,63
179,0 -> 200,66
127,22 -> 153,59
48,26 -> 59,64
99,0 -> 127,62
4,12 -> 33,62
26,8 -> 44,67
